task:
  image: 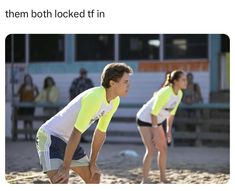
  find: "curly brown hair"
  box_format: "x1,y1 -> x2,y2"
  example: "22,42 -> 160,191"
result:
101,63 -> 133,88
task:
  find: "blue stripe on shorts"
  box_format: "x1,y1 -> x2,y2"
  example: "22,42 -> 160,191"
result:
49,135 -> 86,160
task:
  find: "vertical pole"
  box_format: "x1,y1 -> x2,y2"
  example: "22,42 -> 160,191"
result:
25,34 -> 29,73
159,34 -> 164,61
65,34 -> 75,64
208,34 -> 221,93
11,34 -> 17,140
114,34 -> 119,62
11,35 -> 15,99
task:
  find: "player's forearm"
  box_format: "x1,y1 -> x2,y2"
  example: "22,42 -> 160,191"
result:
63,128 -> 81,168
167,115 -> 174,131
89,129 -> 106,164
151,114 -> 159,127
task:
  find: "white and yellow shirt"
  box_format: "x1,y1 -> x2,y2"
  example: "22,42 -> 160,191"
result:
137,85 -> 183,124
41,86 -> 120,142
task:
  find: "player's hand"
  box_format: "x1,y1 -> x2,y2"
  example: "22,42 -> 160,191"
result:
89,162 -> 101,182
52,165 -> 70,183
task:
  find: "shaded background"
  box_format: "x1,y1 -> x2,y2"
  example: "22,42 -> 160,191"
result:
5,34 -> 230,146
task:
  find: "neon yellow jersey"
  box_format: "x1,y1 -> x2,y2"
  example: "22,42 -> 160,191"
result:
137,85 -> 183,124
41,86 -> 120,142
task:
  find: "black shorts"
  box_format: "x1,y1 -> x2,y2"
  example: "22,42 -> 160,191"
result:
136,118 -> 165,127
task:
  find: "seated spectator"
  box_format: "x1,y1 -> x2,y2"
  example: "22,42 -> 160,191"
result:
17,74 -> 38,140
36,76 -> 59,116
69,68 -> 94,100
183,72 -> 203,104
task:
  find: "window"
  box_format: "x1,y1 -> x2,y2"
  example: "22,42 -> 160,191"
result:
120,34 -> 159,60
75,34 -> 114,60
30,34 -> 64,62
5,34 -> 25,63
164,34 -> 208,59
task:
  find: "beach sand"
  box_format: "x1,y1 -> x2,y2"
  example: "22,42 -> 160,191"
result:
5,140 -> 229,184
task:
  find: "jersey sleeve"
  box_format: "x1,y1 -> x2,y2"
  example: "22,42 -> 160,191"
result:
151,87 -> 171,116
74,92 -> 101,133
170,90 -> 183,115
96,97 -> 120,133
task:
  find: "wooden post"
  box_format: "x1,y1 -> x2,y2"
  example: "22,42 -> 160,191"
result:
195,109 -> 202,146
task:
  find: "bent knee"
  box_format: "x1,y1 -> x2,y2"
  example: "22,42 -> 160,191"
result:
155,143 -> 167,152
146,148 -> 155,156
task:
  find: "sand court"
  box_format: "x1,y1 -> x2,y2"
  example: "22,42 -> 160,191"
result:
5,140 -> 229,184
